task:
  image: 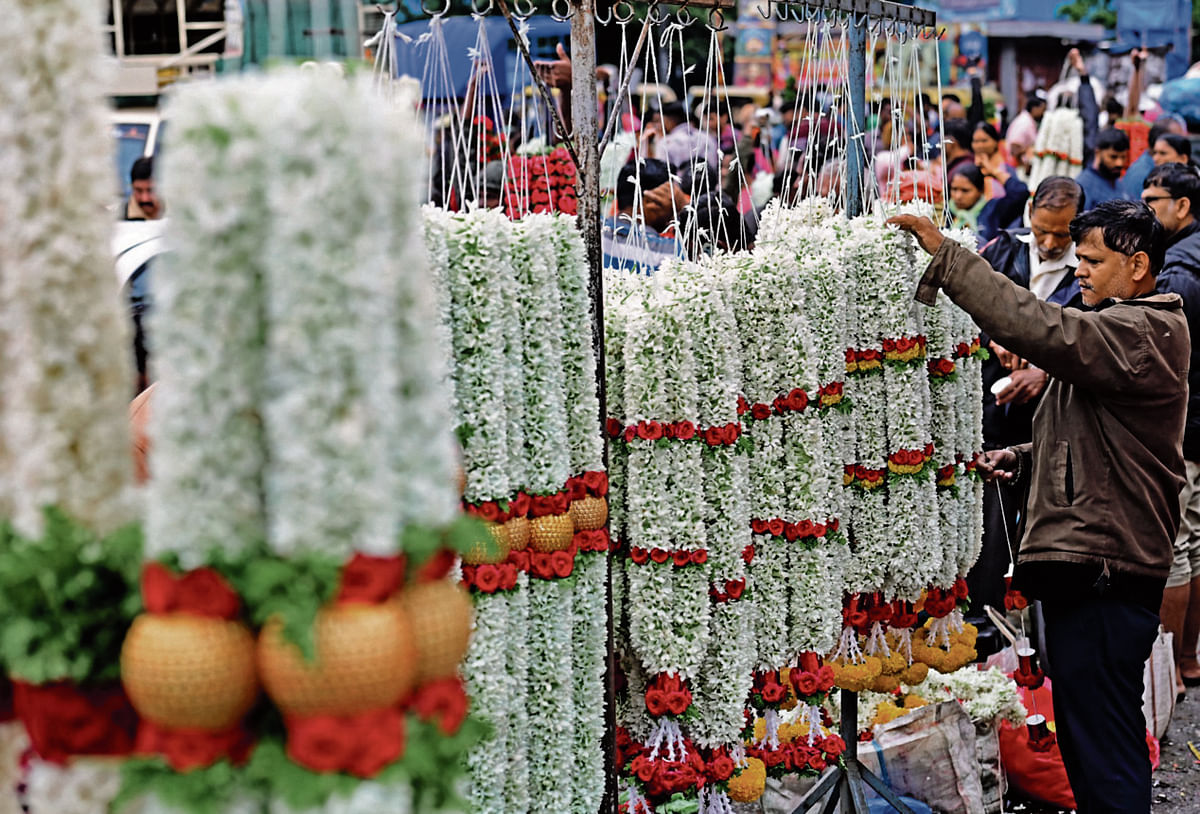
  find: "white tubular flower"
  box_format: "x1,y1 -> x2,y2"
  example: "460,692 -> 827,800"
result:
571,553 -> 607,814
527,580 -> 575,812
504,574 -> 531,813
24,758 -> 122,814
465,592 -> 513,814
0,0 -> 134,539
554,216 -> 605,475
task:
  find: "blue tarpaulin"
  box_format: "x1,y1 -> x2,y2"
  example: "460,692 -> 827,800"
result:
1113,0 -> 1191,80
393,15 -> 570,99
1159,76 -> 1200,127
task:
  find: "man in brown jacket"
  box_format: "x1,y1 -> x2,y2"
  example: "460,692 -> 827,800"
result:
890,200 -> 1188,814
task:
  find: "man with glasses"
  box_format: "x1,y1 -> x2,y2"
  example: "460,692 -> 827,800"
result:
1143,162 -> 1200,700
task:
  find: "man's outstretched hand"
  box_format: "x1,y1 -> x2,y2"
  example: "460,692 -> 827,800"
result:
975,448 -> 1018,483
886,214 -> 945,256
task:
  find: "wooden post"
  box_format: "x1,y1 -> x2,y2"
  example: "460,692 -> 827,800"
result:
568,3 -> 615,813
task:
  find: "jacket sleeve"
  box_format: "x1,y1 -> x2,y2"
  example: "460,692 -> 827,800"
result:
916,240 -> 1148,395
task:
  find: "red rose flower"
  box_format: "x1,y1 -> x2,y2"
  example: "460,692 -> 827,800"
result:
751,518 -> 769,534
704,426 -> 723,446
690,549 -> 707,564
606,418 -> 623,438
638,421 -> 665,441
476,501 -> 502,522
474,564 -> 502,593
499,563 -> 519,591
797,519 -> 814,538
509,549 -> 531,572
793,671 -> 821,696
817,665 -> 836,690
14,681 -> 137,763
742,544 -> 755,564
582,470 -> 609,495
631,754 -> 656,783
286,716 -> 357,774
750,403 -> 772,421
807,753 -> 826,772
410,677 -> 469,735
665,689 -> 692,716
531,552 -> 555,579
416,549 -> 456,582
670,550 -> 690,567
725,579 -> 745,600
141,562 -> 175,613
551,550 -> 575,578
882,338 -> 896,352
767,518 -> 785,537
511,492 -> 531,517
663,423 -> 676,439
760,681 -> 786,704
552,492 -> 571,514
630,547 -> 649,564
799,652 -> 821,673
953,577 -> 969,599
650,548 -> 670,564
783,523 -> 800,542
737,395 -> 750,415
724,423 -> 741,442
345,709 -> 405,778
337,553 -> 404,605
812,523 -> 827,538
624,426 -> 637,442
645,690 -> 668,717
772,395 -> 789,414
709,753 -> 735,782
788,388 -> 809,412
568,479 -> 587,501
674,420 -> 696,440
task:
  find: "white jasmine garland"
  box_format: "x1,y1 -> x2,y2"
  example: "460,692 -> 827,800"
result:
505,573 -> 531,813
23,758 -> 122,814
603,270 -> 639,542
443,211 -> 513,503
267,782 -> 412,814
513,214 -> 571,494
0,0 -> 135,539
691,599 -> 756,749
571,553 -> 608,814
789,543 -> 844,656
527,579 -> 575,812
751,535 -> 790,671
914,667 -> 1027,727
494,213 -> 528,496
256,71 -> 401,559
0,723 -> 26,814
150,78 -> 278,564
465,592 -> 513,814
554,216 -> 606,474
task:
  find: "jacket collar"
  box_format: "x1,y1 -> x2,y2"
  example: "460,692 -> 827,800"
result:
1095,292 -> 1183,312
1167,220 -> 1200,251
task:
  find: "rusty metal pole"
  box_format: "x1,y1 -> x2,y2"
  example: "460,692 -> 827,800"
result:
568,3 -> 615,813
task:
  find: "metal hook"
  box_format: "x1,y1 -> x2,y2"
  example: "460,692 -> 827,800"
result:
613,0 -> 636,22
648,2 -> 669,24
514,0 -> 535,16
421,0 -> 449,17
470,0 -> 493,15
593,0 -> 613,25
707,6 -> 727,30
675,0 -> 696,27
550,0 -> 571,19
757,0 -> 772,21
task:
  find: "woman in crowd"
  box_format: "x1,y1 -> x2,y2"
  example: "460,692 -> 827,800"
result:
947,154 -> 1029,244
1153,132 -> 1193,167
971,122 -> 1015,199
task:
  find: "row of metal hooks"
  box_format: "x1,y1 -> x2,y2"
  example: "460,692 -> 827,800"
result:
411,0 -> 941,38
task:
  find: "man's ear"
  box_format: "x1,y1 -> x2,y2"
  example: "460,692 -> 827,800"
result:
1129,250 -> 1153,284
1177,195 -> 1193,222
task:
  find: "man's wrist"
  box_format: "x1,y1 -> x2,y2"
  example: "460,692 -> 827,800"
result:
1005,447 -> 1024,483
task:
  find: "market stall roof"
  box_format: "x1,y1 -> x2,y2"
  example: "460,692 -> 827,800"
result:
392,14 -> 570,100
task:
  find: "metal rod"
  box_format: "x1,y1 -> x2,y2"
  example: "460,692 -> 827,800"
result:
676,0 -> 935,28
845,17 -> 867,219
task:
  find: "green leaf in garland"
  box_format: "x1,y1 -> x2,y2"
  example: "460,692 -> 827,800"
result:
115,757 -> 250,814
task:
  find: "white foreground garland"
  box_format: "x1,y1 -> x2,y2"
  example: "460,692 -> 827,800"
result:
0,0 -> 135,540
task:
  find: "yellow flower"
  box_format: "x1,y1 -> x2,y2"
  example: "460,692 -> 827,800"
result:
868,672 -> 902,693
902,694 -> 929,710
728,757 -> 767,803
830,655 -> 883,692
901,662 -> 929,686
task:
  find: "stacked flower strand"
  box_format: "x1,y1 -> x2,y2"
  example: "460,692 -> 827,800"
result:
0,0 -> 139,808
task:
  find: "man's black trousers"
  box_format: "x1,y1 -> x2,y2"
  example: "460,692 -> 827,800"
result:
1043,597 -> 1159,814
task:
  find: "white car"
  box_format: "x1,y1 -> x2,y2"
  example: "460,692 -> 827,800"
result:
111,107 -> 162,201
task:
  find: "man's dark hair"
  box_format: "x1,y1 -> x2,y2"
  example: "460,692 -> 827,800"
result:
942,92 -> 961,105
1148,121 -> 1176,148
942,119 -> 973,152
1144,162 -> 1200,213
1031,176 -> 1084,213
1069,199 -> 1166,274
1025,94 -> 1046,113
130,156 -> 154,183
1096,127 -> 1130,152
950,163 -> 985,193
660,101 -> 687,123
1155,133 -> 1192,162
616,158 -> 671,210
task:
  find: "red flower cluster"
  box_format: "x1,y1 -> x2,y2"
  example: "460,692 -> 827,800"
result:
628,746 -> 707,799
924,578 -> 969,618
609,418 -> 742,447
460,561 -> 521,594
789,654 -> 836,700
286,707 -> 406,778
818,381 -> 845,407
501,147 -> 577,218
851,348 -> 884,371
568,470 -> 609,498
628,546 -> 708,567
1003,576 -> 1029,611
747,733 -> 846,777
750,517 -> 839,543
751,670 -> 788,707
575,528 -> 611,553
142,563 -> 241,619
644,672 -> 693,718
954,336 -> 985,359
529,546 -> 578,581
890,599 -> 920,630
773,388 -> 811,415
888,444 -> 936,468
882,335 -> 927,359
136,720 -> 254,772
337,553 -> 405,604
742,544 -> 756,564
407,676 -> 469,736
13,680 -> 137,764
847,464 -> 887,487
928,358 -> 957,377
842,595 -> 871,633
616,725 -> 642,770
710,577 -> 746,602
529,492 -> 571,518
